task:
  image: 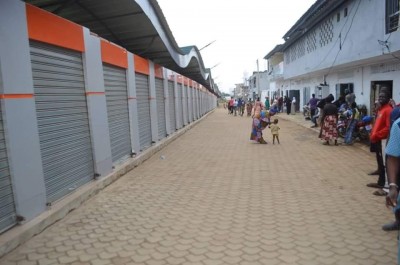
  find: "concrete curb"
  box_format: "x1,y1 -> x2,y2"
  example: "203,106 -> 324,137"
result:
0,110 -> 214,258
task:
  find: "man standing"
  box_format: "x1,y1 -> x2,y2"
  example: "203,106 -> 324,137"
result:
367,90 -> 393,191
384,114 -> 400,262
265,96 -> 270,110
309,94 -> 319,128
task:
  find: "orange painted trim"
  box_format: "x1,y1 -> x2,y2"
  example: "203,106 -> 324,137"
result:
26,4 -> 84,52
86,92 -> 105,96
0,94 -> 34,99
101,40 -> 128,68
134,55 -> 150,75
154,64 -> 163,79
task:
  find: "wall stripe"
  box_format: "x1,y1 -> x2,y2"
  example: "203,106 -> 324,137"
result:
26,4 -> 84,52
101,40 -> 128,68
0,94 -> 34,99
134,55 -> 150,75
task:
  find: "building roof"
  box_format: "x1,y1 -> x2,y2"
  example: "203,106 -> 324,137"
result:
24,0 -> 218,95
281,0 -> 348,51
263,44 -> 283,60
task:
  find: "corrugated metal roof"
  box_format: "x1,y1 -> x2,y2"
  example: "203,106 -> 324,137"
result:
24,0 -> 217,94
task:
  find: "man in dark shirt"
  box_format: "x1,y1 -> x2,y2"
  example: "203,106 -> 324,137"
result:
309,94 -> 318,127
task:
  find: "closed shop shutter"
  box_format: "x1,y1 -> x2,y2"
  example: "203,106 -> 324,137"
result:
0,96 -> 17,233
183,86 -> 188,124
155,78 -> 166,139
177,86 -> 183,128
103,64 -> 131,164
30,41 -> 94,203
188,87 -> 193,122
194,90 -> 198,119
168,81 -> 176,132
135,73 -> 152,151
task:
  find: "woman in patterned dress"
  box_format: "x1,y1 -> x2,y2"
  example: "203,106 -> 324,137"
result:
319,94 -> 339,145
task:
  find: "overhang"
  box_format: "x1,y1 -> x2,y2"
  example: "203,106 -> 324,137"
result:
24,0 -> 217,94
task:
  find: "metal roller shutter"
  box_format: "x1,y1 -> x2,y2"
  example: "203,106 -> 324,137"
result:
177,86 -> 183,128
135,73 -> 152,151
155,78 -> 166,139
30,41 -> 94,203
183,86 -> 188,124
0,95 -> 17,233
188,87 -> 193,122
168,81 -> 176,132
103,64 -> 131,164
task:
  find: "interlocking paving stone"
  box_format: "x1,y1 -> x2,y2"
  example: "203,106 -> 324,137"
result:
0,108 -> 397,264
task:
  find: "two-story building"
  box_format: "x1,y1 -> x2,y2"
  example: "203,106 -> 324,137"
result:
265,0 -> 400,114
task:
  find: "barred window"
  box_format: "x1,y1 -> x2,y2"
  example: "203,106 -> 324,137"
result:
386,0 -> 399,33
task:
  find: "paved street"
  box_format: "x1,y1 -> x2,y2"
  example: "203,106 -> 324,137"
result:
1,108 -> 397,265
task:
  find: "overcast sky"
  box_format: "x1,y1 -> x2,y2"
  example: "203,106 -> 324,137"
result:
157,0 -> 317,94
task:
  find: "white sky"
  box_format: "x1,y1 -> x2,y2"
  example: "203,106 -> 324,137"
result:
157,0 -> 316,94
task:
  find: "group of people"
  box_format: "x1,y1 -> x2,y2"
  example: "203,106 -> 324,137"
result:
309,89 -> 400,237
306,90 -> 358,146
249,97 -> 280,145
226,97 -> 245,116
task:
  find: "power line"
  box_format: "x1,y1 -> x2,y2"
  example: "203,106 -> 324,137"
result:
326,0 -> 361,77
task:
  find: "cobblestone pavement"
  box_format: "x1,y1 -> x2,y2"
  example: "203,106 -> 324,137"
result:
1,108 -> 397,265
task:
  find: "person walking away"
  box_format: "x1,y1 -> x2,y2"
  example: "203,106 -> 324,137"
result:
246,101 -> 253,117
233,99 -> 238,116
319,94 -> 338,145
270,118 -> 280,144
366,90 -> 393,191
265,96 -> 270,110
285,96 -> 291,115
228,97 -> 234,115
383,115 -> 400,263
291,97 -> 296,115
309,94 -> 319,128
250,110 -> 270,144
344,102 -> 360,144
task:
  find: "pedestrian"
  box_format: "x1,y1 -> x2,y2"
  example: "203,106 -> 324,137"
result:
382,104 -> 400,231
309,94 -> 319,128
278,96 -> 283,113
366,90 -> 393,192
344,102 -> 360,144
252,97 -> 264,118
246,101 -> 253,117
319,94 -> 338,146
228,97 -> 234,114
270,118 -> 280,144
291,97 -> 296,115
285,96 -> 291,115
383,114 -> 400,264
250,110 -> 270,144
233,99 -> 238,116
265,96 -> 270,110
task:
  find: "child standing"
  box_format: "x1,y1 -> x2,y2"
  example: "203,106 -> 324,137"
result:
270,118 -> 280,144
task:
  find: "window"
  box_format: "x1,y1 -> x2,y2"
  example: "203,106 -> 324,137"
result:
344,7 -> 348,17
337,12 -> 340,22
386,0 -> 400,33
